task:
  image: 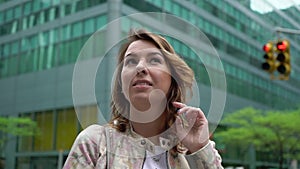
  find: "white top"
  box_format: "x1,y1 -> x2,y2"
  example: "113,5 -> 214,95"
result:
143,146 -> 168,169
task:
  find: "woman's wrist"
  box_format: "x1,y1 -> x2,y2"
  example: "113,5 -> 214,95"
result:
186,139 -> 210,154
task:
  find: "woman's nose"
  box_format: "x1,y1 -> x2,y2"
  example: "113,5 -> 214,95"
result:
136,60 -> 147,75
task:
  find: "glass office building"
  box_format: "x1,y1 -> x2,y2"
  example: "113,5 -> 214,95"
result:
0,0 -> 299,168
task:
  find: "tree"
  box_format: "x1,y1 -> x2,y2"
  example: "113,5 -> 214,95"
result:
214,107 -> 300,169
0,116 -> 40,168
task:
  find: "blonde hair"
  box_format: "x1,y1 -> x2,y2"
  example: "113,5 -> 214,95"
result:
109,29 -> 194,153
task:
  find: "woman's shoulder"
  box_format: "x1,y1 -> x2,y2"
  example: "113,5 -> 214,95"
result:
84,124 -> 106,132
76,124 -> 112,141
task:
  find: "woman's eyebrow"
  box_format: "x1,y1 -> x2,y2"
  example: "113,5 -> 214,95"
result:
125,50 -> 163,58
147,51 -> 163,56
125,52 -> 137,58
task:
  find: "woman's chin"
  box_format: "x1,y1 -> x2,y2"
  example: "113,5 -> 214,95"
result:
128,97 -> 148,111
131,102 -> 151,112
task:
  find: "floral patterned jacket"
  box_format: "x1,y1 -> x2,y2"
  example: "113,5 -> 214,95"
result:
63,124 -> 223,169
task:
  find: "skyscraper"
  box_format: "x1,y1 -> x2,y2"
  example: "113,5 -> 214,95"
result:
1,0 -> 299,168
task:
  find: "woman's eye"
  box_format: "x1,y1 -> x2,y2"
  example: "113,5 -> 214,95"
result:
125,58 -> 137,65
150,58 -> 162,64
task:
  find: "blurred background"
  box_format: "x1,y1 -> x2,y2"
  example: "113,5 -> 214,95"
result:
0,0 -> 300,169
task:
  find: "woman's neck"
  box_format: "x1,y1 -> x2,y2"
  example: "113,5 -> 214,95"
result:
131,113 -> 166,139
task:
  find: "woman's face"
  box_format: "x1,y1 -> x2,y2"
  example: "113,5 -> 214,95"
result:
121,40 -> 171,111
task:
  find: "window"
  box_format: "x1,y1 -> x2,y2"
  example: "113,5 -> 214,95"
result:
15,107 -> 80,168
10,20 -> 18,33
121,17 -> 131,32
32,0 -> 41,12
46,45 -> 55,69
64,4 -> 72,16
29,35 -> 38,49
14,107 -> 79,167
53,0 -> 60,5
16,157 -> 31,169
24,2 -> 32,16
0,58 -> 7,77
39,32 -> 48,47
5,8 -> 13,22
96,15 -> 107,29
11,41 -> 19,55
22,17 -> 28,30
42,0 -> 51,9
56,108 -> 78,150
7,55 -> 18,76
34,111 -> 54,151
197,17 -> 204,30
152,0 -> 162,7
21,38 -> 29,52
39,11 -> 45,24
84,18 -> 95,35
14,5 -> 22,19
204,20 -> 211,33
77,105 -> 98,128
199,65 -> 210,85
49,7 -> 57,21
171,39 -> 180,53
182,44 -> 189,57
32,48 -> 39,71
39,46 -> 47,70
3,43 -> 10,57
70,38 -> 82,62
163,0 -> 172,12
18,113 -> 34,152
181,7 -> 189,20
29,14 -> 37,28
72,21 -> 83,38
61,24 -> 71,41
173,3 -> 181,17
0,12 -> 3,24
203,2 -> 213,13
49,28 -> 60,43
59,41 -> 70,65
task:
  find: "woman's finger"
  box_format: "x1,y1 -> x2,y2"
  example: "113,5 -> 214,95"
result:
182,108 -> 197,121
172,101 -> 186,109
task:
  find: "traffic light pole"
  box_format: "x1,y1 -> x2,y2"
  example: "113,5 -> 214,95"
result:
275,27 -> 300,35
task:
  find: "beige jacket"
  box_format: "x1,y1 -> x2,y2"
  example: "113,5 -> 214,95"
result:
63,124 -> 223,169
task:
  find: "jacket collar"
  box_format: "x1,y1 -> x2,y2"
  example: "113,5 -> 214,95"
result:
126,123 -> 178,154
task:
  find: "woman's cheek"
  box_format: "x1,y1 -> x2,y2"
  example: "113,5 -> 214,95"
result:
121,69 -> 131,99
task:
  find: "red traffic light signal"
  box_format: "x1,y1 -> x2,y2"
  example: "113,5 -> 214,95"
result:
261,42 -> 276,73
276,40 -> 289,52
263,42 -> 273,53
275,39 -> 290,79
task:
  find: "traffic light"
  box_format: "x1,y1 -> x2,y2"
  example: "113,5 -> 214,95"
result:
261,39 -> 291,80
261,41 -> 276,74
275,39 -> 291,80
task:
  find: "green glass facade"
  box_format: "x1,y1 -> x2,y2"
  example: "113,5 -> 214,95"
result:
0,0 -> 300,168
0,0 -> 107,77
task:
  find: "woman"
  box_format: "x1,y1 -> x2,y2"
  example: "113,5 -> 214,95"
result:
63,29 -> 223,169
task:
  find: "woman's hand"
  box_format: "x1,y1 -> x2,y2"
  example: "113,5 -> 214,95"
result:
173,101 -> 210,153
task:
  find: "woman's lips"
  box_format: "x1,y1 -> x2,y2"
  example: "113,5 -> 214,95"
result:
132,80 -> 153,86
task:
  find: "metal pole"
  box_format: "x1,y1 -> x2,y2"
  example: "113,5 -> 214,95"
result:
57,149 -> 63,169
275,27 -> 300,35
